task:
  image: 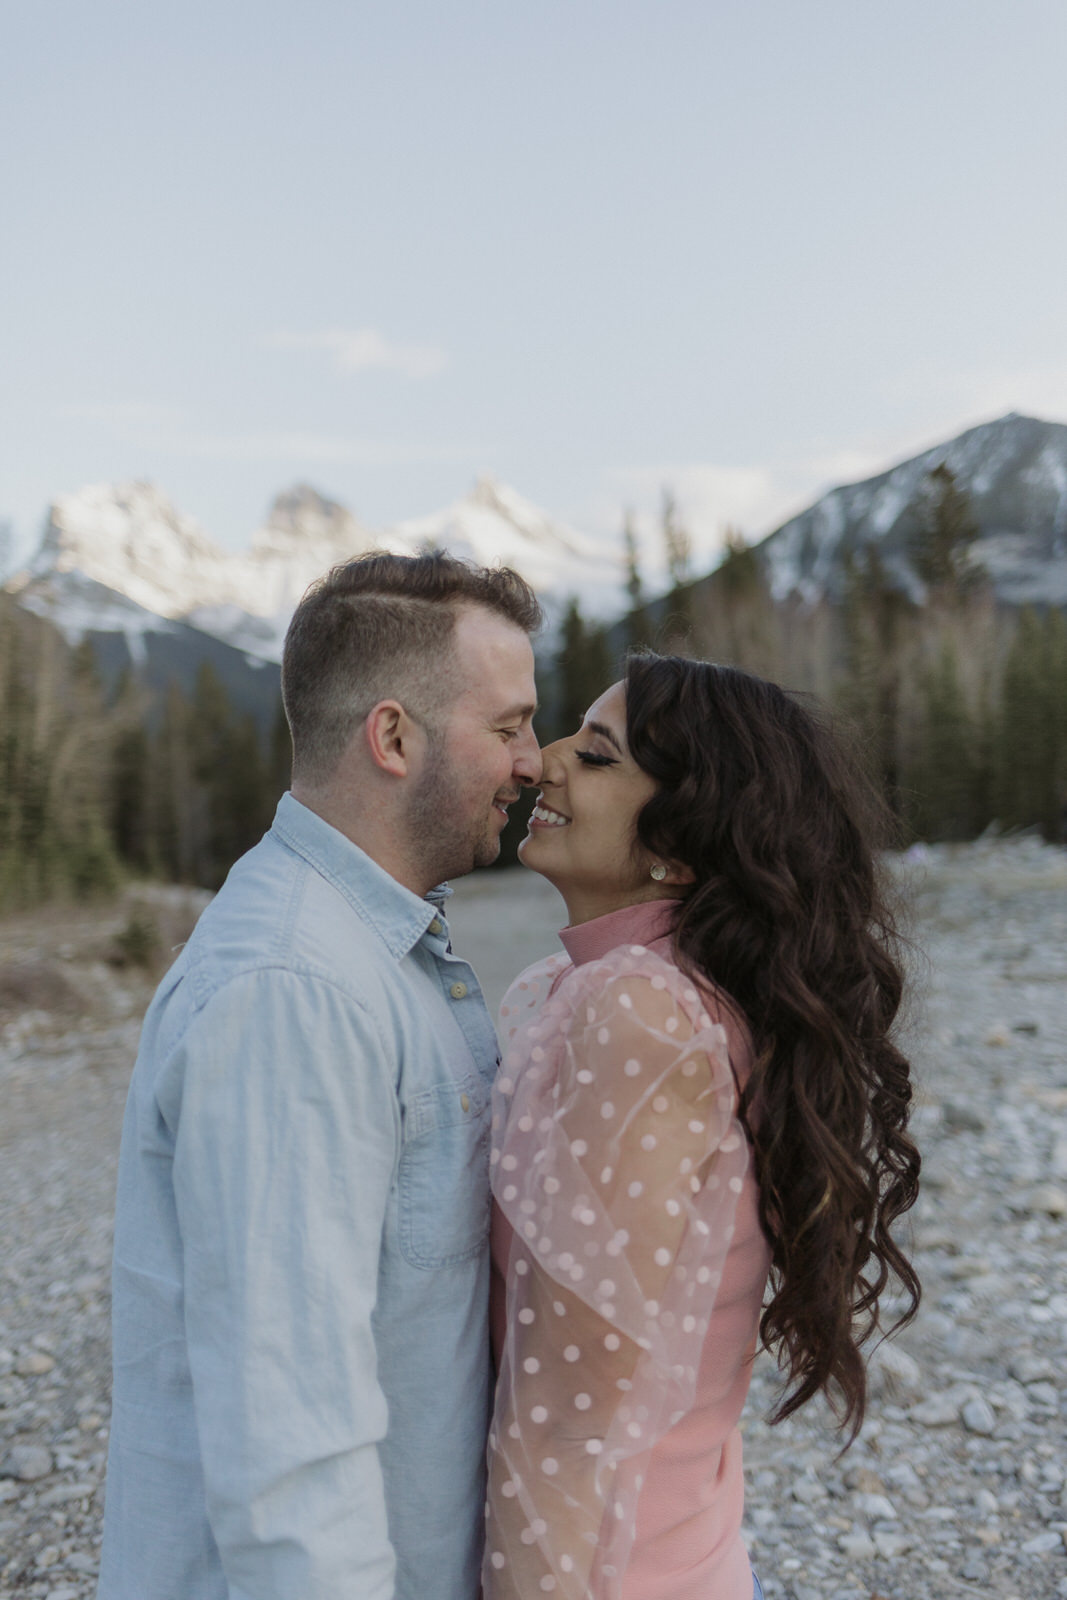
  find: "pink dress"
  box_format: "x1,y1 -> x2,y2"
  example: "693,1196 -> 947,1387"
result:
486,900 -> 771,1600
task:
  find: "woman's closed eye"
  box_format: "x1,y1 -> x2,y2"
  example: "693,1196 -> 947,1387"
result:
575,750 -> 617,768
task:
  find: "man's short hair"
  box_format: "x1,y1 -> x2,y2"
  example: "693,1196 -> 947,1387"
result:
282,550 -> 542,785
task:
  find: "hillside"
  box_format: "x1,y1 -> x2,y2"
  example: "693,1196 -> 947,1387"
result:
758,412 -> 1067,606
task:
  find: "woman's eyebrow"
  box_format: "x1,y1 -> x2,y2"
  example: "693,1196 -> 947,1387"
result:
584,719 -> 623,754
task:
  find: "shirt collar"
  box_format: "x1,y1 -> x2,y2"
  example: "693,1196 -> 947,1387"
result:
558,898 -> 679,967
271,792 -> 441,960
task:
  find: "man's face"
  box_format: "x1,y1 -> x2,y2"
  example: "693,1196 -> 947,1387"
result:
407,607 -> 541,883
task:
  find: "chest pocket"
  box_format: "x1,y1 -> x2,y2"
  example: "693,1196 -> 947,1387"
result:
398,1071 -> 492,1269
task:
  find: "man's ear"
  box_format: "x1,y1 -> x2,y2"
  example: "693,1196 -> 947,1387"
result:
364,700 -> 420,778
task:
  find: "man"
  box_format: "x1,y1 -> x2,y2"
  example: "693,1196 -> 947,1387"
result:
97,552 -> 542,1600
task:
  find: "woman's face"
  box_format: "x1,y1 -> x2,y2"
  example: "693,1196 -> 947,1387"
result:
519,680 -> 681,925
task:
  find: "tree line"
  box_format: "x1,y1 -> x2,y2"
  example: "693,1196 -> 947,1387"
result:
553,469 -> 1067,847
0,466 -> 1064,908
0,595 -> 290,908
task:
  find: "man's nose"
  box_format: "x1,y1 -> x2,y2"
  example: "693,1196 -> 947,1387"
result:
513,727 -> 542,785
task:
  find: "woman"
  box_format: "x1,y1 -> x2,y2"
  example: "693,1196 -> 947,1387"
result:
485,654 -> 920,1600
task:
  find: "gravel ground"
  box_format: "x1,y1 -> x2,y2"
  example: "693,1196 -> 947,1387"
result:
1,841 -> 1065,1599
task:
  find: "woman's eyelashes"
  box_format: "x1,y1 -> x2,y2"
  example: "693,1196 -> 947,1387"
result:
575,750 -> 617,768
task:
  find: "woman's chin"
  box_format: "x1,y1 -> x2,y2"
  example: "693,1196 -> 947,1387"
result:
517,833 -> 558,879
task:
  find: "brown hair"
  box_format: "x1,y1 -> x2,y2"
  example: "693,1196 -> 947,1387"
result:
624,652 -> 920,1440
282,550 -> 542,783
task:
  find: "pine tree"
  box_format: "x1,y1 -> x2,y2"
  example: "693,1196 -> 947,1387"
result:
0,598 -> 118,904
109,669 -> 154,871
622,509 -> 643,612
714,526 -> 761,600
907,638 -> 977,840
837,548 -> 913,816
187,664 -> 269,887
661,488 -> 694,648
907,464 -> 984,601
662,488 -> 691,590
996,608 -> 1064,837
553,599 -> 613,740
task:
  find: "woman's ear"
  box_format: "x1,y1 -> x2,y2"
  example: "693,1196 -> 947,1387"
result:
663,860 -> 696,887
647,856 -> 696,888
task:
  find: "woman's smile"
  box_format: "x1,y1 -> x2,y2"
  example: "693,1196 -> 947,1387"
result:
528,801 -> 571,827
518,681 -> 674,925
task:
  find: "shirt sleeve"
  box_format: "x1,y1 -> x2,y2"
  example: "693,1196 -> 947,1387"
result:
485,949 -> 749,1599
169,967 -> 399,1600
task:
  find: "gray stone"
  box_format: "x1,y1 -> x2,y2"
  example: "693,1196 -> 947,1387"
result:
910,1390 -> 965,1426
64,1552 -> 98,1574
836,1530 -> 876,1561
1026,1184 -> 1067,1217
15,1351 -> 55,1377
1021,1529 -> 1064,1554
868,1341 -> 923,1401
37,1482 -> 96,1506
1010,1351 -> 1056,1384
0,1444 -> 54,1481
943,1098 -> 988,1133
852,1491 -> 897,1521
961,1396 -> 997,1435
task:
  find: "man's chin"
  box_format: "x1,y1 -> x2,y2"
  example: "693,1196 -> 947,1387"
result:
472,834 -> 502,871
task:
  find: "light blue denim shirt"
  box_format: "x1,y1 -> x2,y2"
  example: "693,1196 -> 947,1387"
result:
98,794 -> 500,1600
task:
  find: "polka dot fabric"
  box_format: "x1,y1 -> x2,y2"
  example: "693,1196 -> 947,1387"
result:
485,945 -> 749,1599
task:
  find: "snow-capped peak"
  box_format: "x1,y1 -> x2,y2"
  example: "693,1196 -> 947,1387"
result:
388,474 -> 608,598
9,474 -> 623,663
23,481 -> 233,620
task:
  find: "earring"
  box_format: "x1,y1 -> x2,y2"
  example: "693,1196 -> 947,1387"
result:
650,863 -> 667,882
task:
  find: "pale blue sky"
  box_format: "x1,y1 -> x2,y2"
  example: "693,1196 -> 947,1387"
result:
4,0 -> 1067,578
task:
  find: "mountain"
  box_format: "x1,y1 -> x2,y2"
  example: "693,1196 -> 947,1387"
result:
9,475 -> 617,665
758,413 -> 1067,606
389,475 -> 608,604
10,413 -> 1065,693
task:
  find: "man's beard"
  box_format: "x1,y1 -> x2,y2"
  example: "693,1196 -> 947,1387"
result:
404,738 -> 501,886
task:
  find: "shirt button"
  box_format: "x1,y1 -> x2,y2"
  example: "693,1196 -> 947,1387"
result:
428,917 -> 444,936
460,1093 -> 470,1113
450,981 -> 468,1000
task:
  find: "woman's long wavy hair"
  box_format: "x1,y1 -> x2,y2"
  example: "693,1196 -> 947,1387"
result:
624,652 -> 920,1439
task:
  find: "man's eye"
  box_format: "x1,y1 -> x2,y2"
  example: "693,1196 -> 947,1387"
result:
575,750 -> 615,767
499,727 -> 519,740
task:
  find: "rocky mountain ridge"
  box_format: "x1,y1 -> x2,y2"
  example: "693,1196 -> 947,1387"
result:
7,413 -> 1066,679
759,412 -> 1067,607
8,477 -> 612,665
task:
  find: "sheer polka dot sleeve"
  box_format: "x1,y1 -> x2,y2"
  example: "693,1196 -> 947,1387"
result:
485,946 -> 749,1599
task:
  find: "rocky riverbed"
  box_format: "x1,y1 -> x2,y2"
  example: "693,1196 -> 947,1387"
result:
1,840 -> 1065,1599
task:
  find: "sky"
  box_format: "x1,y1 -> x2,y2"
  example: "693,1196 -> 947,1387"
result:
4,0 -> 1067,583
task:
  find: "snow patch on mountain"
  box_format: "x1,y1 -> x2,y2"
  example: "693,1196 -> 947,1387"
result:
9,475 -> 623,663
759,413 -> 1067,606
16,569 -> 180,665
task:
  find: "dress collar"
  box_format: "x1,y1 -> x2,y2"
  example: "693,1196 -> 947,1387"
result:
558,898 -> 679,967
